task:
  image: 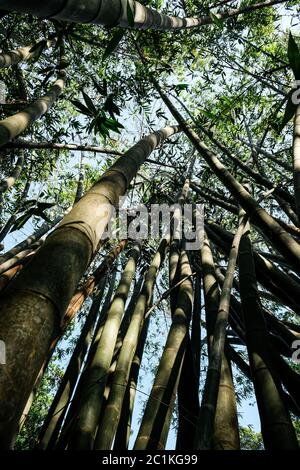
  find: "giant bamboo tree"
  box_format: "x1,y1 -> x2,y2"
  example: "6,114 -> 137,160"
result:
238,220 -> 299,449
200,232 -> 240,450
0,0 -> 287,31
194,212 -> 247,450
0,43 -> 68,146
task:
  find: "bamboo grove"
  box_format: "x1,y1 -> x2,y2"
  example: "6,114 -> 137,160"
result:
0,0 -> 299,451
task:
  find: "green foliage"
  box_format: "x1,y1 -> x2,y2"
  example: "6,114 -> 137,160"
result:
288,32 -> 300,79
70,91 -> 123,139
209,13 -> 223,30
10,199 -> 55,232
103,30 -> 126,61
239,426 -> 264,450
240,420 -> 300,450
15,363 -> 63,450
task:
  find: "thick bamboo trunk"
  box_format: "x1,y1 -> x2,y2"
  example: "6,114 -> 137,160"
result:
37,276 -> 107,450
213,352 -> 240,450
0,45 -> 67,146
134,248 -> 193,450
194,212 -> 247,450
113,318 -> 149,450
238,222 -> 299,449
0,37 -> 56,68
19,245 -> 126,442
199,232 -> 240,450
176,336 -> 200,450
191,273 -> 201,386
293,104 -> 300,224
55,269 -> 118,449
0,0 -> 286,30
112,277 -> 146,450
0,152 -> 24,194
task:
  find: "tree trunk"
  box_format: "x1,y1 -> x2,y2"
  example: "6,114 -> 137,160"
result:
293,104 -> 300,224
199,232 -> 240,450
113,317 -> 149,450
238,221 -> 299,449
0,0 -> 287,31
54,268 -> 117,449
0,37 -> 56,68
134,248 -> 193,450
0,44 -> 67,146
194,212 -> 247,450
37,275 -> 108,450
0,151 -> 24,194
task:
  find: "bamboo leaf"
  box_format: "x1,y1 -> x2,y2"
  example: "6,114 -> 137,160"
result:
288,32 -> 300,79
29,39 -> 47,54
104,95 -> 120,117
174,83 -> 189,91
10,211 -> 33,232
70,99 -> 93,117
82,91 -> 97,115
209,12 -> 223,29
103,30 -> 126,60
127,0 -> 135,27
278,95 -> 297,133
37,201 -> 55,211
199,108 -> 216,120
92,78 -> 107,96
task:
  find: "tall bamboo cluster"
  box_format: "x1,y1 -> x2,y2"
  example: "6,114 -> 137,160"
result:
0,0 -> 299,452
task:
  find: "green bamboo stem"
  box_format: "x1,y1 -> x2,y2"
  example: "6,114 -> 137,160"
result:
94,237 -> 169,450
68,242 -> 142,449
134,247 -> 193,450
238,221 -> 299,449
